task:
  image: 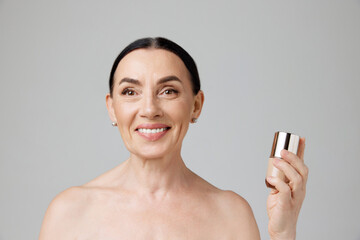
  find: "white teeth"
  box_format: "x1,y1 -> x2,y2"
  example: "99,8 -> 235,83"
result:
138,128 -> 167,133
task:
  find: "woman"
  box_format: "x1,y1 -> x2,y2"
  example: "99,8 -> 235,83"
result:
39,37 -> 308,240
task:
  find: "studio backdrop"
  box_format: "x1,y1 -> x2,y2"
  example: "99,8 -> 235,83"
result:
0,0 -> 359,239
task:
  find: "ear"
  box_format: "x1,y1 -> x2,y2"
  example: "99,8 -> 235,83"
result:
105,93 -> 117,123
191,90 -> 204,121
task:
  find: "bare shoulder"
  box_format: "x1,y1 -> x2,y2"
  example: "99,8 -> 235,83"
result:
191,172 -> 257,217
217,190 -> 254,215
212,189 -> 261,240
39,186 -> 90,240
190,173 -> 260,239
191,172 -> 256,216
45,186 -> 89,215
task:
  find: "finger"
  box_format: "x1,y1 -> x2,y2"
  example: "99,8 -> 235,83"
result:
273,158 -> 305,194
281,149 -> 309,182
266,176 -> 292,201
297,137 -> 306,160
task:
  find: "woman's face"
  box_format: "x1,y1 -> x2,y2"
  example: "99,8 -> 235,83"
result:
106,49 -> 204,159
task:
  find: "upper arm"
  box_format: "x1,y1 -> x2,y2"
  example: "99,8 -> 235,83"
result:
39,187 -> 84,240
222,190 -> 261,240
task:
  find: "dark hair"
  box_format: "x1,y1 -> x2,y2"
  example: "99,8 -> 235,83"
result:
109,37 -> 201,97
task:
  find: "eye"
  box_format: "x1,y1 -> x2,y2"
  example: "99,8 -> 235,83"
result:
121,88 -> 137,96
162,89 -> 179,95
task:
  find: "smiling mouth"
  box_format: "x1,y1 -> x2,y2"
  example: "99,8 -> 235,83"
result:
136,127 -> 171,134
135,126 -> 171,141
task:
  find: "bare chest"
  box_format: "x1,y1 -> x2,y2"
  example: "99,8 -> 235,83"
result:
71,198 -> 234,240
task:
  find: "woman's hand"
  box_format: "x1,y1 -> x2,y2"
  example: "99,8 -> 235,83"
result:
266,137 -> 308,240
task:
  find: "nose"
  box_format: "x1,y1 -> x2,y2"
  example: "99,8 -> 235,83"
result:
139,92 -> 163,119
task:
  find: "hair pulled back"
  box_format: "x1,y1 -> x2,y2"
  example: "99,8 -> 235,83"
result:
109,37 -> 201,97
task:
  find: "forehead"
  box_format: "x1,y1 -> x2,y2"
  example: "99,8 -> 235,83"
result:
114,48 -> 190,81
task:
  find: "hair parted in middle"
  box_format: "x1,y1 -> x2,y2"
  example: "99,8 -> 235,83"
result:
108,37 -> 201,97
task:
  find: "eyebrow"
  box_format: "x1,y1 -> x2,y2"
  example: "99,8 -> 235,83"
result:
158,75 -> 181,84
118,75 -> 182,86
118,78 -> 141,86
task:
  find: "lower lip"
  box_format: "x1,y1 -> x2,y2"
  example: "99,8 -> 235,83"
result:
136,129 -> 169,141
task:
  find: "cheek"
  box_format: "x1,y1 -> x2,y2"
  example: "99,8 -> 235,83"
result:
114,102 -> 137,127
164,100 -> 192,122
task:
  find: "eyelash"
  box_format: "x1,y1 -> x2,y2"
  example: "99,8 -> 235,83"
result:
162,88 -> 179,95
121,88 -> 179,96
121,88 -> 136,96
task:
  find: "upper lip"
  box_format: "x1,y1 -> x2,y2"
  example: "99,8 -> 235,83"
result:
135,123 -> 171,131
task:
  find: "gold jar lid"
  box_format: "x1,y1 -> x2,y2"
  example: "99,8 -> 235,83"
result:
270,131 -> 300,158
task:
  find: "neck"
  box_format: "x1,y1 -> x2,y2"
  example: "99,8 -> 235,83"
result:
120,151 -> 194,200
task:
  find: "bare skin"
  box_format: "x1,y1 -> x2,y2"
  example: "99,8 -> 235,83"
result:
39,47 -> 307,240
39,159 -> 260,240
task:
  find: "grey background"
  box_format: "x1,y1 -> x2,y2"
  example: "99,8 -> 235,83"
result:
0,0 -> 359,239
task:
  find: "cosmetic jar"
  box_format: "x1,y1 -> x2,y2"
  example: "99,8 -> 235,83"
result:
266,131 -> 300,189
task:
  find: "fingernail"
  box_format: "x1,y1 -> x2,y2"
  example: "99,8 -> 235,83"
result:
281,149 -> 288,156
273,158 -> 280,165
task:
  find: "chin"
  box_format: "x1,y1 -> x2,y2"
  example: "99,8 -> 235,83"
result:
132,151 -> 168,160
130,145 -> 178,160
